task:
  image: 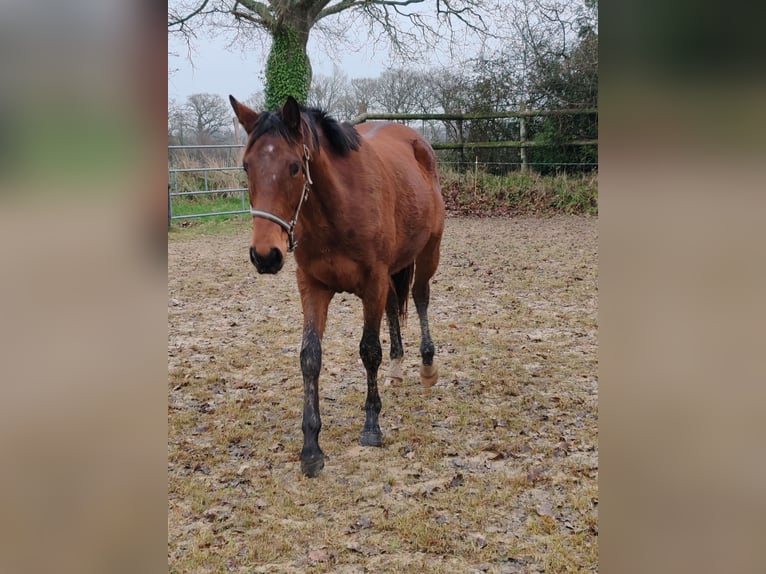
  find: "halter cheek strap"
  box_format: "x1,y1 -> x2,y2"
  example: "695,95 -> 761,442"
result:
250,145 -> 312,252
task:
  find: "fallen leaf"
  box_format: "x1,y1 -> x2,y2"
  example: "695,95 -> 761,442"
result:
535,501 -> 554,518
202,505 -> 230,521
355,515 -> 372,529
526,466 -> 547,483
470,532 -> 487,548
308,549 -> 330,563
449,473 -> 464,488
346,540 -> 380,556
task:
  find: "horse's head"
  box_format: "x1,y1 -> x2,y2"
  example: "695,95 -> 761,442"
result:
229,95 -> 316,274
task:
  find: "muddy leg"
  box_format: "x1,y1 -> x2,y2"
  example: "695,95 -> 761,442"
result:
413,233 -> 442,388
412,280 -> 438,387
297,272 -> 333,477
385,286 -> 404,384
360,279 -> 386,447
300,325 -> 324,476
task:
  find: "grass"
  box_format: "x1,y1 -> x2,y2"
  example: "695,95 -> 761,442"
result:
168,216 -> 598,573
168,168 -> 598,230
171,193 -> 249,219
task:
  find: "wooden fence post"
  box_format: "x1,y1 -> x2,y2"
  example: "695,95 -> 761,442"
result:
519,102 -> 528,172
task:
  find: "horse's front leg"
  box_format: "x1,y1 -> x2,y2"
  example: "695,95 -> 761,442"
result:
297,271 -> 334,477
359,277 -> 388,447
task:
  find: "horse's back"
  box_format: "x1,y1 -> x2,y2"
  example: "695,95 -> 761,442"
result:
358,122 -> 436,172
356,122 -> 445,271
357,122 -> 443,215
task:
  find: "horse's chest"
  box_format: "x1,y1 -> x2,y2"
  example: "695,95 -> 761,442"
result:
302,253 -> 363,295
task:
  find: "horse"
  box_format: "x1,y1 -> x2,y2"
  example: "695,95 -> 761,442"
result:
229,95 -> 445,477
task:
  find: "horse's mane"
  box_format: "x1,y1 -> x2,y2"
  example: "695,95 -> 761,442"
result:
248,105 -> 361,156
308,108 -> 362,155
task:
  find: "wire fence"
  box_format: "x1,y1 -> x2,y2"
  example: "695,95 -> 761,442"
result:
168,144 -> 598,224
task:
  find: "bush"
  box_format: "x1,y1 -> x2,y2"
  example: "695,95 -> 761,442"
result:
439,165 -> 597,216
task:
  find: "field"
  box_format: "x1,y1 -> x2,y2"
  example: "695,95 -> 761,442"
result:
168,215 -> 598,573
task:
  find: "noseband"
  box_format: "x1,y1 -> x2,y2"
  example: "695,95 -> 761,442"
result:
250,144 -> 312,252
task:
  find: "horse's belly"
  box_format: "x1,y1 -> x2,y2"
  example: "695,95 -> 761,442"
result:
390,226 -> 430,270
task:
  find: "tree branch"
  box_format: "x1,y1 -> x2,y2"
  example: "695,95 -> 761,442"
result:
168,0 -> 211,28
230,0 -> 275,27
436,0 -> 488,36
317,0 -> 361,21
318,0 -> 424,21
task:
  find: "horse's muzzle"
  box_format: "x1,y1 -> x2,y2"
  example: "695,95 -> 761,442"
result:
250,246 -> 283,274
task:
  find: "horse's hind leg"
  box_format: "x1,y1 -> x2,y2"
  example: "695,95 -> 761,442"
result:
385,285 -> 404,384
413,238 -> 442,387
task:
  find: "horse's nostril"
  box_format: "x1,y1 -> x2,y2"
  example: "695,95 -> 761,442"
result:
250,246 -> 284,274
268,247 -> 283,270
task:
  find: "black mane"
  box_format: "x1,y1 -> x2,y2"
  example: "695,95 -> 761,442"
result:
248,105 -> 361,156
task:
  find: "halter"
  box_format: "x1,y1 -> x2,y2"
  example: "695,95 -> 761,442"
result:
249,144 -> 312,252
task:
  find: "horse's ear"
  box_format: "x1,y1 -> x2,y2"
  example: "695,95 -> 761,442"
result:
281,96 -> 302,135
229,95 -> 259,133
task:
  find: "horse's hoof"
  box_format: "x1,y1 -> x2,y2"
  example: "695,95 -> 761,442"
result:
360,431 -> 383,447
387,357 -> 404,384
420,363 -> 438,387
300,455 -> 325,478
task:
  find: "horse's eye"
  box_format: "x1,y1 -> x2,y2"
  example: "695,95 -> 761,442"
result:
289,162 -> 300,177
243,162 -> 249,173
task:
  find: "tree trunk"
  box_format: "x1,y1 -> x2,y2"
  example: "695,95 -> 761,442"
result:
264,22 -> 312,110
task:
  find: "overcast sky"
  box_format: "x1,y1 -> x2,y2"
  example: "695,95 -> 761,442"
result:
166,4 -> 501,104
169,33 -> 398,102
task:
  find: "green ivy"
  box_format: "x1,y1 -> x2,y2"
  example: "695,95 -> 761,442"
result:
264,29 -> 311,110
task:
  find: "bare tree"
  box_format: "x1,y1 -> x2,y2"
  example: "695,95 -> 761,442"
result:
372,68 -> 425,114
349,77 -> 379,114
308,68 -> 352,118
420,68 -> 473,146
168,0 -> 214,48
168,99 -> 189,145
239,91 -> 263,111
168,0 -> 505,109
184,93 -> 233,144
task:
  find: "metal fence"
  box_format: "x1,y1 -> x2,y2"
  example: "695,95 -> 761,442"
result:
168,144 -> 250,223
168,141 -> 597,224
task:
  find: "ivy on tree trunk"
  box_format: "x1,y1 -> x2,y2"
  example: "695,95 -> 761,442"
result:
264,27 -> 312,110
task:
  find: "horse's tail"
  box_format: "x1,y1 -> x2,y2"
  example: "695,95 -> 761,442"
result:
391,263 -> 415,324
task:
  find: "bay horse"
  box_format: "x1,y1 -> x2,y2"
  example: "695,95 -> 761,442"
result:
229,95 -> 445,477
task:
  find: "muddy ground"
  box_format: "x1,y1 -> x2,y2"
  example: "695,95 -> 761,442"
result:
168,215 -> 598,573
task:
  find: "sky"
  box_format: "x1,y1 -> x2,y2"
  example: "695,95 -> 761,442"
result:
169,26 -> 395,103
166,2 -> 502,104
166,2 -> 592,105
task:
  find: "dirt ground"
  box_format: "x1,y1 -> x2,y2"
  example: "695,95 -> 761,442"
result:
168,215 -> 598,573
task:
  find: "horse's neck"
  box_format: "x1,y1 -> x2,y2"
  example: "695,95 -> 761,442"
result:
301,154 -> 340,235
